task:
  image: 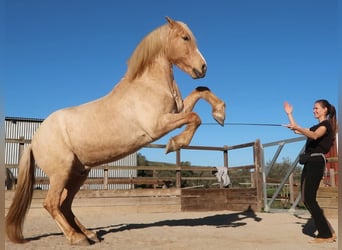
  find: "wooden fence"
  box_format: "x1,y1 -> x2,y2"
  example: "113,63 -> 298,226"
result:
5,138 -> 263,212
6,137 -> 337,214
5,138 -> 263,190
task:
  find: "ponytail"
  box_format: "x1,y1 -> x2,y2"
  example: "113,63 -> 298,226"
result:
316,99 -> 337,139
328,104 -> 337,137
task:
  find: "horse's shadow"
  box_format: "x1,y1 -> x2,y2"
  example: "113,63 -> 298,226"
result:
27,232 -> 63,242
26,207 -> 262,243
94,207 -> 262,241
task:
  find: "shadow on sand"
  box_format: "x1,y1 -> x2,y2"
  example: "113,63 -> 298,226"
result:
294,214 -> 316,238
95,207 -> 262,241
25,207 -> 262,243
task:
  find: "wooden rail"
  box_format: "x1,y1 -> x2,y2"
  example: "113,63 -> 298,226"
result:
4,138 -> 265,211
27,165 -> 255,189
5,138 -> 261,190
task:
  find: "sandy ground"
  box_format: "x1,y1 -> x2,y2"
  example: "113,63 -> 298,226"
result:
5,207 -> 338,250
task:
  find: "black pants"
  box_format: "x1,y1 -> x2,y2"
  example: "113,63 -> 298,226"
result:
301,156 -> 333,238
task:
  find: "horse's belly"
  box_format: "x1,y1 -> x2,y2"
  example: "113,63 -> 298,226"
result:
74,133 -> 152,167
31,102 -> 160,168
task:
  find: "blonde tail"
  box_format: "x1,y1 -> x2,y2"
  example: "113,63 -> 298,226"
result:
6,145 -> 35,243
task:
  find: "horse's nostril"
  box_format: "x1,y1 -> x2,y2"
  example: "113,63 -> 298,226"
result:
193,67 -> 206,79
202,64 -> 207,73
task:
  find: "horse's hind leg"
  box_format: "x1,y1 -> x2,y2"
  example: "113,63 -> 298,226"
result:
60,166 -> 99,243
43,169 -> 90,245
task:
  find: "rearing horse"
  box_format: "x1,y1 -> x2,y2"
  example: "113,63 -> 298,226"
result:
6,17 -> 225,245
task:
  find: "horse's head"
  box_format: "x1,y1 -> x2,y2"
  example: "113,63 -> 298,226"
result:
126,17 -> 207,81
165,17 -> 207,79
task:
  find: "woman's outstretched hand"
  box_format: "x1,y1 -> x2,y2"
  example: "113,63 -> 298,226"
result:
284,101 -> 293,115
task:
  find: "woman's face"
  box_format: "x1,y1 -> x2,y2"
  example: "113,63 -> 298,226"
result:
313,102 -> 328,120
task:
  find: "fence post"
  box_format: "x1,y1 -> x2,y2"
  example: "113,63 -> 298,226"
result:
330,168 -> 335,187
289,173 -> 294,203
223,146 -> 228,167
153,168 -> 157,189
253,139 -> 263,211
18,136 -> 25,162
103,168 -> 108,190
15,136 -> 26,190
176,150 -> 181,188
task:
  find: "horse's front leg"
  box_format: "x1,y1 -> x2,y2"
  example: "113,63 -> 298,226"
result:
157,112 -> 201,154
161,86 -> 225,153
183,86 -> 225,125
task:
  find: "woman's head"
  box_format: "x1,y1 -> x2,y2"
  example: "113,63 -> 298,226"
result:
315,99 -> 337,136
315,99 -> 334,116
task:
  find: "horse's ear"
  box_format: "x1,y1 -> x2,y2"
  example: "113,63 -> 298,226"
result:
165,16 -> 175,26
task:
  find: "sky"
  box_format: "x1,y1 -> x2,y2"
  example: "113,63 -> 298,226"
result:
2,0 -> 339,167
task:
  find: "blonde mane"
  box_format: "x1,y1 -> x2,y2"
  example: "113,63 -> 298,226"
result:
126,20 -> 196,81
126,25 -> 168,80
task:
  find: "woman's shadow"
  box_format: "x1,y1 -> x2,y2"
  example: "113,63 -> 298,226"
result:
294,214 -> 316,237
95,206 -> 262,241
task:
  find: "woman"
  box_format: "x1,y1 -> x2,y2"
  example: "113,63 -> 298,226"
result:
284,99 -> 337,243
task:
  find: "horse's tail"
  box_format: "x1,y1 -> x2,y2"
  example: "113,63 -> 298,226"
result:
6,145 -> 35,243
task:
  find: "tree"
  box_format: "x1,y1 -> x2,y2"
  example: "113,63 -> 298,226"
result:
137,153 -> 148,166
266,157 -> 302,184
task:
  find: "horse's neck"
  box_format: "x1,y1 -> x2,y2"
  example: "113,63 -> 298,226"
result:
122,56 -> 174,87
147,57 -> 183,112
146,56 -> 173,81
115,57 -> 183,112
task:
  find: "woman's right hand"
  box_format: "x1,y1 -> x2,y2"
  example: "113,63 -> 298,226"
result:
284,101 -> 293,114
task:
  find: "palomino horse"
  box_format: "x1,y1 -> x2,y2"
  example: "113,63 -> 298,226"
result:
6,17 -> 225,245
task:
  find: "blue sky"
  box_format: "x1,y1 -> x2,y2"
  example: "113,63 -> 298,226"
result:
3,0 -> 338,167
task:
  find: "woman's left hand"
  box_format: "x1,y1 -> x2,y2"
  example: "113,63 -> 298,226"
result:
285,123 -> 300,134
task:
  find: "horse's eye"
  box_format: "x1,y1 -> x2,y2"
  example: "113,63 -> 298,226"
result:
182,36 -> 190,41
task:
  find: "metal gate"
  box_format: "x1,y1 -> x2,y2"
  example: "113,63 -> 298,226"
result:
261,136 -> 306,212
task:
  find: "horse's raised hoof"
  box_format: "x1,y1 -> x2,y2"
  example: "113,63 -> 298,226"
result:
165,138 -> 178,154
213,111 -> 225,126
213,102 -> 226,126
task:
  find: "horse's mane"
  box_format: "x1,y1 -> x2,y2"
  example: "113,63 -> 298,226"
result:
126,25 -> 168,81
126,20 -> 196,81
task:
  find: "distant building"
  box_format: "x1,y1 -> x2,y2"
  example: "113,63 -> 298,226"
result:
5,117 -> 137,190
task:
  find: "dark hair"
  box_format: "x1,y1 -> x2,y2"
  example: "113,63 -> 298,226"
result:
315,99 -> 337,137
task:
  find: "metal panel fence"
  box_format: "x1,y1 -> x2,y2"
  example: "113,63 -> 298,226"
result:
5,117 -> 137,190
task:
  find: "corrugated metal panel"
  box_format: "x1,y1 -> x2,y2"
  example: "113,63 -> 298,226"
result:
5,143 -> 19,165
5,118 -> 41,166
5,118 -> 41,140
4,117 -> 137,190
87,153 -> 137,189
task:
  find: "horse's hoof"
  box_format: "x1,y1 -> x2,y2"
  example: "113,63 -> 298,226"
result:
70,238 -> 90,246
69,235 -> 90,246
213,111 -> 225,126
213,102 -> 225,126
165,139 -> 178,154
88,234 -> 100,243
83,229 -> 100,243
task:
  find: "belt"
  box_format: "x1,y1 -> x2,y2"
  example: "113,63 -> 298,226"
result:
310,153 -> 327,162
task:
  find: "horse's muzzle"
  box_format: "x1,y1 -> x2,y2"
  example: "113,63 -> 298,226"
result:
192,64 -> 207,79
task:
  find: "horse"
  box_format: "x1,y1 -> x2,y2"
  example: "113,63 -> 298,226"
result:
6,16 -> 225,245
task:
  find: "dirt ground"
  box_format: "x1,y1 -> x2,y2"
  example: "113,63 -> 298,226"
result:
4,206 -> 338,250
